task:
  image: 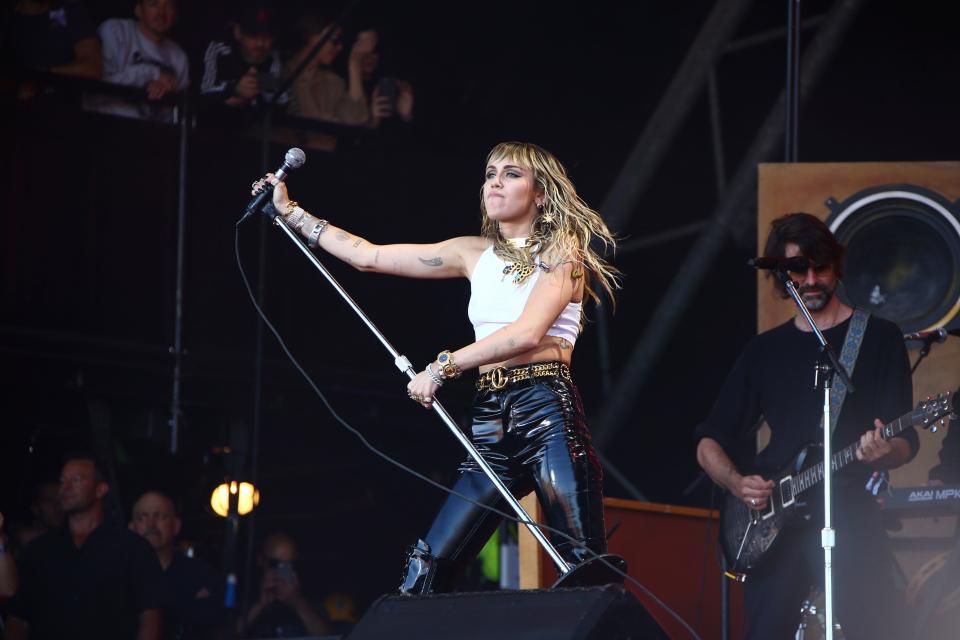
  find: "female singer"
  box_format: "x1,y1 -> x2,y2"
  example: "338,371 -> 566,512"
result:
255,142 -> 619,593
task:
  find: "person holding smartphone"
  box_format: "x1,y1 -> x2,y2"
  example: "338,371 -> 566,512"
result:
238,533 -> 331,638
286,12 -> 373,126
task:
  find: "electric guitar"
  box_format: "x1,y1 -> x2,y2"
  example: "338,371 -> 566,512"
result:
719,391 -> 957,576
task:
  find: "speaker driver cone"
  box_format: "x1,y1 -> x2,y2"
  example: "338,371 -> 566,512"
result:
827,188 -> 960,333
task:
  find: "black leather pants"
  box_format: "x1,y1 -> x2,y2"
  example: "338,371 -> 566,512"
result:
399,365 -> 607,594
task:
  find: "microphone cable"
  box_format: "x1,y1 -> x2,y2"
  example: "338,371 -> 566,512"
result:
234,223 -> 703,640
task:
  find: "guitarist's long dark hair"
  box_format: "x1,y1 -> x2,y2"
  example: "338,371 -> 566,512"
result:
763,212 -> 846,298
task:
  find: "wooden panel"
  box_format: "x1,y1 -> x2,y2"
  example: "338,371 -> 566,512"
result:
517,492 -> 543,590
519,498 -> 744,640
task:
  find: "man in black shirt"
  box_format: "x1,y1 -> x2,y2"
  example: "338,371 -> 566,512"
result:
238,533 -> 331,638
10,0 -> 102,79
695,213 -> 917,639
6,454 -> 163,640
199,2 -> 287,114
130,490 -> 223,639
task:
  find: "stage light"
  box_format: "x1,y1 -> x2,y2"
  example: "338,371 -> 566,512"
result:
210,481 -> 260,517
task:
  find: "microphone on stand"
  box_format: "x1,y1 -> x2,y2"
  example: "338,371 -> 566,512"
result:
747,256 -> 810,272
239,147 -> 307,224
903,328 -> 955,343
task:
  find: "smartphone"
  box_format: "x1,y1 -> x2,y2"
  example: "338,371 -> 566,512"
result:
376,77 -> 397,106
258,72 -> 283,95
275,561 -> 296,584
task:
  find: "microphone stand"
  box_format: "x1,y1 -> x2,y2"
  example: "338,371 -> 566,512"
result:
773,269 -> 855,640
909,334 -> 942,374
246,203 -> 627,588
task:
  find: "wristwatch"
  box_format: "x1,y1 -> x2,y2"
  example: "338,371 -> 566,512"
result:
436,350 -> 461,380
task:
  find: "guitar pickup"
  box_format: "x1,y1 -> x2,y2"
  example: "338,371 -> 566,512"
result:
779,476 -> 795,508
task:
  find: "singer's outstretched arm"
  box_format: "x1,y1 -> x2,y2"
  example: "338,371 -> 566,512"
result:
260,176 -> 488,279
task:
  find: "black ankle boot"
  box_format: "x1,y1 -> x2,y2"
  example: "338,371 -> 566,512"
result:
398,539 -> 451,595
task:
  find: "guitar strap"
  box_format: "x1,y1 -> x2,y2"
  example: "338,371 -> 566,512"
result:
826,308 -> 870,434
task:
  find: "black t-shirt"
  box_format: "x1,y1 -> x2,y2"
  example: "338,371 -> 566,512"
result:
161,553 -> 224,640
11,3 -> 97,71
695,313 -> 917,491
8,519 -> 163,639
244,600 -> 309,638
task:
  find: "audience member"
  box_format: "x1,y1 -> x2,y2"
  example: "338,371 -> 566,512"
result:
0,512 -> 18,599
130,490 -> 223,640
11,0 -> 102,79
92,0 -> 189,121
286,15 -> 373,126
5,454 -> 163,640
200,2 -> 287,114
361,49 -> 414,128
11,481 -> 63,549
238,532 -> 331,638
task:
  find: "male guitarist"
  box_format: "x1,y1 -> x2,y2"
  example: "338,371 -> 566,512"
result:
695,212 -> 917,639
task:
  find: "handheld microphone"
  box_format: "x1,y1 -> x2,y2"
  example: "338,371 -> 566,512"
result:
747,256 -> 810,272
903,328 -> 952,343
240,148 -> 307,223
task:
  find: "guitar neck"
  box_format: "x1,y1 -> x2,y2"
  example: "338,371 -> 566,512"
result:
792,413 -> 913,498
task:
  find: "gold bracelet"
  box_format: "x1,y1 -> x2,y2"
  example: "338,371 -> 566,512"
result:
435,350 -> 462,380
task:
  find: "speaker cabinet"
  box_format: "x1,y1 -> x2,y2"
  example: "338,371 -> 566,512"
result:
345,585 -> 668,640
757,161 -> 960,593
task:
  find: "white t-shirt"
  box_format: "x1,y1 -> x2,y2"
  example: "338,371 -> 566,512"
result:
92,18 -> 189,121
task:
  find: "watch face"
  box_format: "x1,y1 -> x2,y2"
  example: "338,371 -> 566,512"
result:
438,352 -> 450,364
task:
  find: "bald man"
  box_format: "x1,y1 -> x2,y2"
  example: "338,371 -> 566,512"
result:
239,533 -> 331,638
130,491 -> 223,639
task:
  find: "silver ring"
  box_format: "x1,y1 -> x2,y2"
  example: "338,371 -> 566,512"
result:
750,498 -> 757,506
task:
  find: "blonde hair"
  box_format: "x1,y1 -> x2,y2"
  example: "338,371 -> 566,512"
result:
479,141 -> 620,310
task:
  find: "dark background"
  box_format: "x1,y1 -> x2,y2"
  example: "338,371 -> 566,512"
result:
3,0 -> 958,614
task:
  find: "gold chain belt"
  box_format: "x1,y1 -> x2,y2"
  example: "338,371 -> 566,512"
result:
475,362 -> 571,392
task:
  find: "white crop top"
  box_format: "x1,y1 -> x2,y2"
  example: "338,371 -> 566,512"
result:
467,245 -> 582,344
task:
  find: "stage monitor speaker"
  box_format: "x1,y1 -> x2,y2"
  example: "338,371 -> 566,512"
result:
344,585 -> 669,640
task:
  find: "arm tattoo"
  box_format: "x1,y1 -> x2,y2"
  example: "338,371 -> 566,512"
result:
374,249 -> 380,264
352,239 -> 363,248
559,339 -> 571,350
418,257 -> 443,267
335,231 -> 351,241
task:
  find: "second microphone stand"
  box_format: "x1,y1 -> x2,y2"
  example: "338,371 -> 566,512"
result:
773,268 -> 855,640
251,203 -> 626,589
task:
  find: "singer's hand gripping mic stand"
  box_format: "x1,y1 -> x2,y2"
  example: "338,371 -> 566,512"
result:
242,177 -> 626,589
772,268 -> 855,640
